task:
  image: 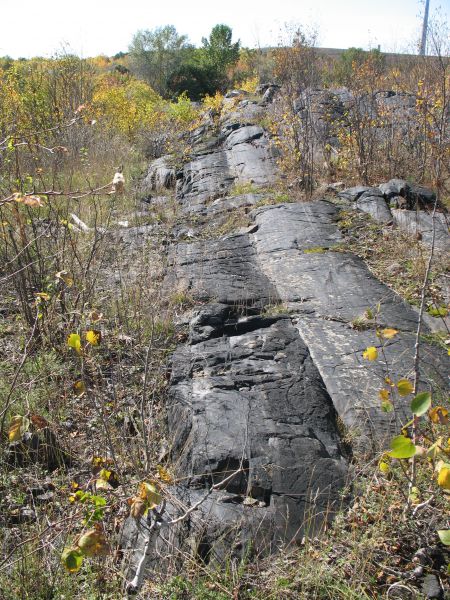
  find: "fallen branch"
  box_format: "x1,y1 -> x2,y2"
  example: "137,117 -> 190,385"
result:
126,501 -> 166,595
70,213 -> 91,232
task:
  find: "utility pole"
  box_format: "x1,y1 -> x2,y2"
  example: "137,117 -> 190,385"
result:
420,0 -> 430,55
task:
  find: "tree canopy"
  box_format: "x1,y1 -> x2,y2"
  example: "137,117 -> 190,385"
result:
128,23 -> 241,98
128,25 -> 193,96
201,24 -> 240,87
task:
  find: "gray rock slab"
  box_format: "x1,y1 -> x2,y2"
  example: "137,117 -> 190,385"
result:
409,183 -> 436,207
358,188 -> 385,200
178,125 -> 277,208
141,156 -> 175,193
252,201 -> 342,254
168,316 -> 348,546
252,202 -> 448,435
166,232 -> 278,309
378,178 -> 409,199
356,195 -> 393,224
392,209 -> 449,248
224,125 -> 264,148
253,203 -> 416,328
221,101 -> 266,127
378,179 -> 437,209
261,86 -> 279,105
207,193 -> 264,216
338,186 -> 371,202
294,318 -> 443,437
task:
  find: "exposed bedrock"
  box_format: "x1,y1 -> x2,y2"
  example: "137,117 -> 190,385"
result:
123,101 -> 449,586
176,123 -> 278,211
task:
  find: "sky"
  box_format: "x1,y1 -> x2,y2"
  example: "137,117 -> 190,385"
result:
0,0 -> 448,58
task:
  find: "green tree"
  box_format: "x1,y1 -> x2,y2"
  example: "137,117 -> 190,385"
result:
201,24 -> 240,89
166,61 -> 217,100
129,25 -> 193,96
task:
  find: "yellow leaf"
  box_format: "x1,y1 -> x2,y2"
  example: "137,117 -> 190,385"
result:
92,456 -> 111,467
73,381 -> 86,396
437,466 -> 450,490
379,389 -> 390,401
363,347 -> 378,361
429,406 -> 449,425
8,415 -> 30,442
77,527 -> 108,557
56,270 -> 74,287
381,328 -> 399,339
67,333 -> 82,354
130,497 -> 146,519
23,195 -> 44,208
379,461 -> 390,474
85,330 -> 101,346
95,467 -> 119,489
157,465 -> 173,483
95,478 -> 109,490
139,482 -> 162,509
397,379 -> 414,397
35,292 -> 50,301
101,468 -> 111,478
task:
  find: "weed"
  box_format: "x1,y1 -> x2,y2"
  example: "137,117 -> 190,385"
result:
229,181 -> 261,196
336,209 -> 449,308
262,302 -> 289,316
304,246 -> 327,254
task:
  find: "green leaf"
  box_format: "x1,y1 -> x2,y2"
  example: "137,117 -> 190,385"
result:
427,306 -> 448,318
388,435 -> 416,459
381,400 -> 394,413
92,495 -> 106,507
437,530 -> 450,546
411,391 -> 431,416
61,547 -> 84,573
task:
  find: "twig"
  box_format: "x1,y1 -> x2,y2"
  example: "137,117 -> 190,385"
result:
167,465 -> 245,526
387,582 -> 417,598
412,494 -> 435,517
0,182 -> 113,207
140,320 -> 155,472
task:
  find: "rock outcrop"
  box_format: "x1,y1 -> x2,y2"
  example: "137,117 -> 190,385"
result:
337,179 -> 449,249
123,93 -> 449,588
